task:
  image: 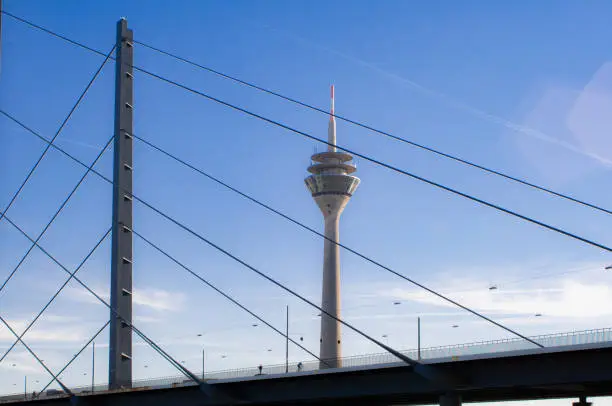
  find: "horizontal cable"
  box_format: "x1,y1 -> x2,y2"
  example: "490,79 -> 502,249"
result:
133,39 -> 612,217
0,314 -> 73,396
0,228 -> 111,365
0,135 -> 114,294
0,42 -> 114,224
38,320 -> 110,396
0,110 -> 419,366
132,133 -> 544,348
131,227 -> 331,367
0,211 -> 208,388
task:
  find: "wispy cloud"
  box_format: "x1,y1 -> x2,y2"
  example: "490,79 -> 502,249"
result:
0,321 -> 86,344
262,24 -> 612,167
66,286 -> 186,312
133,288 -> 185,312
384,278 -> 612,319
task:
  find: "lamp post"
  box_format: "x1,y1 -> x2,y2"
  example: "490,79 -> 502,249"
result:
417,317 -> 421,360
285,305 -> 289,374
92,341 -> 95,393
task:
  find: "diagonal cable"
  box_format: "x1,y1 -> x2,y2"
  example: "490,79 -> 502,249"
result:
0,212 -> 210,387
0,314 -> 73,395
1,110 -> 544,350
4,9 -> 609,218
2,11 -> 609,252
131,133 -> 544,348
0,135 -> 114,293
0,44 -> 115,224
0,112 -> 422,365
130,227 -> 330,366
123,69 -> 612,254
0,228 -> 111,365
133,39 -> 612,217
126,209 -> 417,365
37,320 -> 110,396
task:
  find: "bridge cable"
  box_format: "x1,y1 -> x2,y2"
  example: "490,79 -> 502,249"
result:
0,13 -> 569,348
0,111 -> 421,365
132,133 -> 544,348
130,227 -> 331,367
0,314 -> 73,396
3,10 -> 608,253
37,320 -> 110,396
0,228 -> 111,365
124,69 -> 612,254
0,212 -> 210,388
6,6 -> 609,218
0,42 -> 114,224
2,110 -> 546,349
0,135 -> 114,294
133,39 -> 612,217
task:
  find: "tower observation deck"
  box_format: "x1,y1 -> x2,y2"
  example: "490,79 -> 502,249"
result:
304,86 -> 359,369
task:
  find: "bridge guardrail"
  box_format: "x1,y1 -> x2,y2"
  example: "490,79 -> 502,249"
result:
2,326 -> 611,402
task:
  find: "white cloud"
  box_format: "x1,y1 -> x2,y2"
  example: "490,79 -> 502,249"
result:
384,278 -> 612,319
133,288 -> 185,312
66,286 -> 185,312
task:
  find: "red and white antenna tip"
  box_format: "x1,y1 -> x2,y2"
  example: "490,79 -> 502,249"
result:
330,85 -> 335,116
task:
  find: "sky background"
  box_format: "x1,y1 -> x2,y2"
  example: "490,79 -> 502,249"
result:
1,0 -> 612,404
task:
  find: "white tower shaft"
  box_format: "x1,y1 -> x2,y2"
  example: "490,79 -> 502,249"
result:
317,195 -> 349,367
305,86 -> 359,369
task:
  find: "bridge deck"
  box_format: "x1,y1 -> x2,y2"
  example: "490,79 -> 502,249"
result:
2,327 -> 611,405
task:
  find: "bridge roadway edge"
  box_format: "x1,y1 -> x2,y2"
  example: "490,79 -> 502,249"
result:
7,345 -> 612,406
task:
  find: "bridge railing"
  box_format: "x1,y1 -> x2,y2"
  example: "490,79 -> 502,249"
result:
3,326 -> 612,402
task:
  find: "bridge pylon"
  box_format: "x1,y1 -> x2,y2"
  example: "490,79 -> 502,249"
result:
109,17 -> 134,390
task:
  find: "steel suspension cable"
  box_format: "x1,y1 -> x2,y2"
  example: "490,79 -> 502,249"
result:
0,228 -> 111,365
2,11 -> 608,252
123,69 -> 612,254
0,111 -> 421,365
0,135 -> 114,293
131,133 -> 544,347
0,212 -> 209,388
37,320 -> 110,396
7,8 -> 605,218
0,314 -> 73,395
133,39 -> 612,216
3,110 -> 545,349
130,227 -> 330,367
0,43 -> 115,224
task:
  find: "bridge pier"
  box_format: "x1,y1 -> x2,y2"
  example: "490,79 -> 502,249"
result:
439,392 -> 462,406
573,396 -> 592,406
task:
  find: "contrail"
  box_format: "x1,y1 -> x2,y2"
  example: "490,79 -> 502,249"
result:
263,24 -> 612,167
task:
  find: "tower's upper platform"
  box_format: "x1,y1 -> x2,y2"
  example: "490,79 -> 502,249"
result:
305,86 -> 360,198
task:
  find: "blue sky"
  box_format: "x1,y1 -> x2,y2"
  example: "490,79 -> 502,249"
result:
2,0 -> 612,403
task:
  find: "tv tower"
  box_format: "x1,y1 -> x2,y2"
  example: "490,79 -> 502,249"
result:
305,86 -> 360,368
